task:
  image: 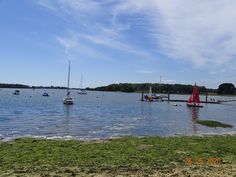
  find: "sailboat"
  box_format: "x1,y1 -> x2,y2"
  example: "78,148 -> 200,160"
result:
78,75 -> 87,95
187,83 -> 203,107
143,86 -> 159,102
63,61 -> 74,105
42,92 -> 49,97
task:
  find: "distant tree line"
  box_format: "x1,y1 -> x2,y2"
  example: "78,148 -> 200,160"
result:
32,86 -> 67,89
2,82 -> 235,95
0,83 -> 67,89
94,83 -> 215,94
0,83 -> 30,88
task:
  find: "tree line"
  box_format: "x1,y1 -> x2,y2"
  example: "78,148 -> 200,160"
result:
93,83 -> 215,94
1,82 -> 235,94
0,83 -> 30,88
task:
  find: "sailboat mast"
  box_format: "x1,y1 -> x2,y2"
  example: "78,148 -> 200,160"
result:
149,86 -> 152,96
67,60 -> 71,95
159,75 -> 162,93
80,75 -> 83,89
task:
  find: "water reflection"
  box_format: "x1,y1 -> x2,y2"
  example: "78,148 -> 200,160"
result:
188,107 -> 200,134
64,105 -> 72,118
62,105 -> 72,135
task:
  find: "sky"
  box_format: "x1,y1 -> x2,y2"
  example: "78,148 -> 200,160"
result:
1,0 -> 236,89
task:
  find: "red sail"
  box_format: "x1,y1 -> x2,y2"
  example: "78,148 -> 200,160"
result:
192,83 -> 200,103
188,95 -> 193,103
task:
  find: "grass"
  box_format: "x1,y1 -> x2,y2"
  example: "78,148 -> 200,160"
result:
196,120 -> 234,128
0,136 -> 236,176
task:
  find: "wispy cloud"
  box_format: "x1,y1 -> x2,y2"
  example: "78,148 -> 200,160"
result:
108,0 -> 236,69
37,0 -> 236,70
153,1 -> 236,68
136,70 -> 153,74
56,35 -> 112,61
37,0 -> 155,61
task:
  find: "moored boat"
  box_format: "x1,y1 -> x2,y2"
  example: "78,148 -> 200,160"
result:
13,90 -> 20,95
63,61 -> 74,105
187,83 -> 203,107
78,75 -> 87,95
143,86 -> 163,102
42,92 -> 49,97
78,89 -> 87,94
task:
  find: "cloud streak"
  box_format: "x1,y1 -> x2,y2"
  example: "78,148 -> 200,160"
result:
152,0 -> 236,68
37,0 -> 155,61
107,0 -> 236,69
37,0 -> 236,70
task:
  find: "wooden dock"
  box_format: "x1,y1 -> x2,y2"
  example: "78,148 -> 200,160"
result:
161,99 -> 220,104
141,91 -> 236,104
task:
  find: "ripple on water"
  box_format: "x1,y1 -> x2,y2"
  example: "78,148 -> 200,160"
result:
0,89 -> 236,140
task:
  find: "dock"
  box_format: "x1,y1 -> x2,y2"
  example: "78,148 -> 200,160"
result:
141,92 -> 236,104
161,99 -> 220,104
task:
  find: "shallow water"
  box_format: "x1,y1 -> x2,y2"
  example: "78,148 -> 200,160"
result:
0,89 -> 236,140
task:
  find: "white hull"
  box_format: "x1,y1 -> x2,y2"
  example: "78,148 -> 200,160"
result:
63,97 -> 74,105
78,90 -> 87,95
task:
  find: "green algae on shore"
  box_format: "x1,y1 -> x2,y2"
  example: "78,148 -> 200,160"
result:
196,120 -> 233,128
0,135 -> 236,176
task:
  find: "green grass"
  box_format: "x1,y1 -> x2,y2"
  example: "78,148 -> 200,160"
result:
196,120 -> 234,128
0,136 -> 236,176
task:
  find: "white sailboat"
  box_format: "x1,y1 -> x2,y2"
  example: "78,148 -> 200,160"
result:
152,76 -> 167,100
63,61 -> 74,105
144,86 -> 155,102
78,75 -> 87,95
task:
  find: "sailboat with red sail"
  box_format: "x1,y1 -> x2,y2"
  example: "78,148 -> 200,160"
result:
187,83 -> 203,107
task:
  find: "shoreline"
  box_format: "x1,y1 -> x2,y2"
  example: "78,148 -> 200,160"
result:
1,131 -> 236,142
0,135 -> 236,176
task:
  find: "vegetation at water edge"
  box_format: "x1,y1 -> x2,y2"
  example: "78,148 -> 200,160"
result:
196,120 -> 234,128
0,136 -> 236,176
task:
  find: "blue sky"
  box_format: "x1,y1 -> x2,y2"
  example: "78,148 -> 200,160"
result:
1,0 -> 236,88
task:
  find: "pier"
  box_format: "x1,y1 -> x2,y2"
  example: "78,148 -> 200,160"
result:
161,99 -> 220,104
141,91 -> 236,104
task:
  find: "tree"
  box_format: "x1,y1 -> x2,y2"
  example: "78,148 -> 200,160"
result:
217,83 -> 235,94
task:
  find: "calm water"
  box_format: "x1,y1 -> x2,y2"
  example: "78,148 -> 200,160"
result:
0,89 -> 236,140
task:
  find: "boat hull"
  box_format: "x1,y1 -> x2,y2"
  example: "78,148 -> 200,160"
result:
13,90 -> 20,95
63,96 -> 74,105
63,101 -> 73,105
78,92 -> 87,95
187,103 -> 203,108
42,93 -> 49,97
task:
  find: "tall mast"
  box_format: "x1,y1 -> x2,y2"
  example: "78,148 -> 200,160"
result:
67,60 -> 71,96
80,75 -> 83,89
149,86 -> 152,96
159,75 -> 162,93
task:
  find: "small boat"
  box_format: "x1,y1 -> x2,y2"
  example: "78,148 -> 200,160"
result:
13,90 -> 20,95
42,92 -> 49,97
187,83 -> 203,107
63,96 -> 73,105
78,89 -> 87,94
142,86 -> 162,102
63,60 -> 74,105
78,75 -> 87,95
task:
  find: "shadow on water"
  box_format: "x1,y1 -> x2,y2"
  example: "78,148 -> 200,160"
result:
62,105 -> 73,136
188,107 -> 200,134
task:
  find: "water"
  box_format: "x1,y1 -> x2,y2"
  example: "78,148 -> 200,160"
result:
0,89 -> 236,140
